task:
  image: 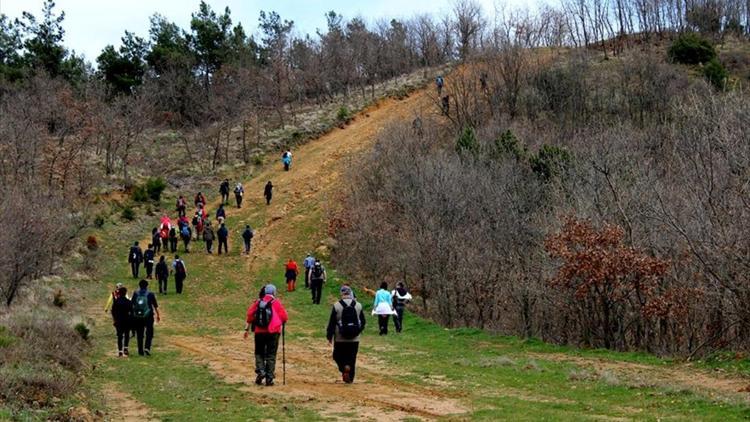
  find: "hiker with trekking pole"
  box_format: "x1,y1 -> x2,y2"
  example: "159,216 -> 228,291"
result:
244,284 -> 288,386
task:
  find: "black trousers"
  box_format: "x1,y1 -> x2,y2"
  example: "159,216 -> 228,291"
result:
243,239 -> 251,254
333,341 -> 359,382
182,237 -> 190,252
158,276 -> 168,294
153,241 -> 161,253
115,323 -> 130,352
130,261 -> 140,278
222,192 -> 229,204
170,238 -> 178,252
378,315 -> 390,335
265,194 -> 272,205
132,317 -> 154,355
304,269 -> 310,288
145,263 -> 153,278
394,307 -> 405,333
254,333 -> 280,379
206,239 -> 213,253
175,275 -> 185,294
235,194 -> 242,208
218,238 -> 228,254
311,280 -> 323,304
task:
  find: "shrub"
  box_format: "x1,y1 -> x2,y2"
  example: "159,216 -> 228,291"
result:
529,144 -> 571,180
252,154 -> 264,166
86,235 -> 98,250
131,185 -> 149,202
53,290 -> 65,308
668,33 -> 716,64
494,130 -> 526,160
121,206 -> 135,221
703,58 -> 727,90
93,214 -> 106,228
456,126 -> 479,153
73,323 -> 90,341
0,326 -> 13,348
145,177 -> 166,202
336,106 -> 351,123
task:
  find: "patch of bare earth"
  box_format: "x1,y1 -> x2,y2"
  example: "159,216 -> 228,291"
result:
101,383 -> 159,421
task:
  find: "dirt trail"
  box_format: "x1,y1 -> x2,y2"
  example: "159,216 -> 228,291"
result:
101,383 -> 158,422
160,90 -> 471,420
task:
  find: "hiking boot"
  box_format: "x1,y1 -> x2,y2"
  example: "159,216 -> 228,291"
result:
118,351 -> 123,357
342,365 -> 352,384
144,349 -> 151,356
123,348 -> 129,357
265,378 -> 274,387
255,375 -> 264,385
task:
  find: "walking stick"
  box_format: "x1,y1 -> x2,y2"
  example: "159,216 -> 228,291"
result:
282,323 -> 286,385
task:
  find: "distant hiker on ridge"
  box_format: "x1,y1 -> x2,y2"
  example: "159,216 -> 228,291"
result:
264,181 -> 273,205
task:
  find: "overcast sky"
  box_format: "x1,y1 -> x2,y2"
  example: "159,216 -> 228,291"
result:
0,0 -> 503,63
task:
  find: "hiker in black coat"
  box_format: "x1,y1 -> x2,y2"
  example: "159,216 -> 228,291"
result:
143,244 -> 155,279
264,181 -> 273,205
155,256 -> 169,294
218,223 -> 229,255
219,179 -> 230,204
128,241 -> 143,278
242,225 -> 254,254
111,286 -> 132,357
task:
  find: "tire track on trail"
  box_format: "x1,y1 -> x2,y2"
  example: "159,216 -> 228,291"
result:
166,90 -> 471,420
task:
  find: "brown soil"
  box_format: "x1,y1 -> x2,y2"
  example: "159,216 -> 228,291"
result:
101,383 -> 158,421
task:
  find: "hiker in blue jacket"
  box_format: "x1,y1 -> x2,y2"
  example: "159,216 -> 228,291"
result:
372,282 -> 396,335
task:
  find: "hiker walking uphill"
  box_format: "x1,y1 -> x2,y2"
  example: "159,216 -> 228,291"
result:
180,224 -> 192,253
176,195 -> 187,217
282,150 -> 292,171
151,228 -> 162,253
216,204 -> 226,223
244,284 -> 288,387
131,280 -> 160,356
326,285 -> 366,384
284,258 -> 299,292
436,75 -> 444,96
168,226 -> 178,252
264,181 -> 273,205
242,225 -> 254,254
303,253 -> 315,289
104,282 -> 128,313
203,222 -> 215,254
144,244 -> 155,279
128,242 -> 143,278
391,282 -> 412,333
172,255 -> 187,294
373,282 -> 396,335
111,286 -> 132,357
309,259 -> 327,304
194,192 -> 207,208
217,223 -> 229,255
234,183 -> 244,208
219,179 -> 230,204
155,256 -> 169,294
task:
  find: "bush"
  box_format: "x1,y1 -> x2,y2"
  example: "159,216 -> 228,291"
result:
121,206 -> 135,221
145,177 -> 166,202
53,290 -> 65,308
73,323 -> 89,341
252,154 -> 264,166
456,126 -> 479,153
131,185 -> 149,202
668,33 -> 716,64
494,130 -> 526,160
93,214 -> 106,228
529,144 -> 571,181
336,106 -> 351,123
703,58 -> 727,90
86,235 -> 98,250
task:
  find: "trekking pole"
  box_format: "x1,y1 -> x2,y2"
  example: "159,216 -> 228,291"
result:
282,324 -> 286,385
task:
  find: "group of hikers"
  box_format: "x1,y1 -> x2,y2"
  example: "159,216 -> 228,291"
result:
110,142 -> 418,387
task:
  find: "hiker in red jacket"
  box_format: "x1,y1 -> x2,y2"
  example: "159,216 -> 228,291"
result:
244,284 -> 288,386
285,258 -> 299,292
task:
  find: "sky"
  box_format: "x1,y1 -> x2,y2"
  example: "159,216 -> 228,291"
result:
0,0 -> 501,63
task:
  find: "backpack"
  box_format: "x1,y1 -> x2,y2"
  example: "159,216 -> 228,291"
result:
181,225 -> 190,237
338,300 -> 360,339
133,292 -> 152,319
175,260 -> 186,276
170,227 -> 177,238
254,299 -> 274,329
311,265 -> 324,280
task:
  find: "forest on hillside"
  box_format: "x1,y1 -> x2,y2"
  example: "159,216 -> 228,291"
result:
1,0 -> 749,352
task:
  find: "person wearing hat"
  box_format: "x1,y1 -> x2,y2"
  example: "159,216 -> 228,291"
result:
105,282 -> 128,313
309,259 -> 327,305
326,285 -> 366,384
303,253 -> 315,289
244,284 -> 288,386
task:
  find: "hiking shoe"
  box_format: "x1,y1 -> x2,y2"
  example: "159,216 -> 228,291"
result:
265,378 -> 274,386
342,365 -> 352,384
255,375 -> 264,385
144,349 -> 151,356
123,349 -> 129,357
118,351 -> 123,357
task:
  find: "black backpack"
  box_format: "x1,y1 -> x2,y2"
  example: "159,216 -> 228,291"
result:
132,292 -> 152,319
254,299 -> 274,328
338,300 -> 360,339
311,265 -> 324,280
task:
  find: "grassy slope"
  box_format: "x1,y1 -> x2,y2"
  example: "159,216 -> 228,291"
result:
75,83 -> 750,421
